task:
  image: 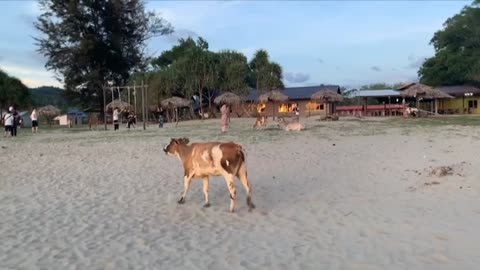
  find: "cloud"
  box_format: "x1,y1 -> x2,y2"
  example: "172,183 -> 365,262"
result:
284,72 -> 310,84
406,54 -> 426,70
0,63 -> 61,88
371,66 -> 382,72
316,58 -> 324,63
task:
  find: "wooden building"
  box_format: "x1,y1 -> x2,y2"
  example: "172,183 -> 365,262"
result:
434,86 -> 480,114
237,85 -> 341,118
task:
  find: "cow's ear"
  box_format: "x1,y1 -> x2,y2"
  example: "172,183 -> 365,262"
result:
182,138 -> 190,144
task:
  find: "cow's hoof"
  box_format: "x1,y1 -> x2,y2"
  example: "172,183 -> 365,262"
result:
203,203 -> 210,208
248,203 -> 256,211
177,197 -> 185,204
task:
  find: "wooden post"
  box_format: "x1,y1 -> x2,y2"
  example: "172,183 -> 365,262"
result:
128,86 -> 130,107
145,83 -> 149,126
103,86 -> 107,130
134,82 -> 137,115
388,96 -> 391,116
364,97 -> 367,117
142,81 -> 146,130
434,99 -> 438,115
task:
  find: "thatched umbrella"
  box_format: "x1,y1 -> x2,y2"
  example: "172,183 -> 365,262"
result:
214,92 -> 242,106
38,105 -> 61,127
311,90 -> 343,117
214,92 -> 243,123
257,90 -> 288,120
398,83 -> 453,114
105,99 -> 133,111
161,97 -> 191,126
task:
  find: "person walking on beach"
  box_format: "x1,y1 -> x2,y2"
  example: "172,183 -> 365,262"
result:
30,108 -> 39,133
220,103 -> 229,133
293,103 -> 300,122
113,107 -> 120,131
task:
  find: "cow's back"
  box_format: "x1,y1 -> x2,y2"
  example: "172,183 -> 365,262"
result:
187,142 -> 245,178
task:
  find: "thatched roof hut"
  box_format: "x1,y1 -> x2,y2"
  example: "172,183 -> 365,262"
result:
38,105 -> 61,116
256,90 -> 288,120
38,105 -> 61,127
214,92 -> 242,105
398,83 -> 453,116
311,90 -> 344,103
398,83 -> 453,99
105,99 -> 133,111
161,96 -> 191,108
161,96 -> 191,127
257,90 -> 289,103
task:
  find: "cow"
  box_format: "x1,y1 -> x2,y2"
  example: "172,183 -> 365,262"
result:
253,115 -> 267,129
277,117 -> 306,131
163,138 -> 255,212
88,114 -> 99,130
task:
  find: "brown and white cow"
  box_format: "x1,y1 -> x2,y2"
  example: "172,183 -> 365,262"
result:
163,138 -> 255,212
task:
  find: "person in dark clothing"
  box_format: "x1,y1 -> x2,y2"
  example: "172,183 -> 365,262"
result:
11,107 -> 19,137
127,111 -> 136,129
158,108 -> 165,128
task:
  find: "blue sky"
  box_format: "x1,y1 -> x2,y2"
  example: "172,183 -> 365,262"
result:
0,0 -> 471,89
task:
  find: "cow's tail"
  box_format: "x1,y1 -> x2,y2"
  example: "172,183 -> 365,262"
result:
237,144 -> 246,162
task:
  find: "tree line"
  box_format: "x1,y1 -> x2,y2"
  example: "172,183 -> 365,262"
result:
34,0 -> 283,114
0,69 -> 30,113
419,0 -> 480,87
6,0 -> 476,115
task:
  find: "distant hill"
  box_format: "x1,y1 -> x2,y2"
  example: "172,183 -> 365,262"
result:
29,86 -> 74,110
29,86 -> 65,108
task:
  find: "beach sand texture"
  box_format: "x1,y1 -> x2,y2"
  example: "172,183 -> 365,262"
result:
1,117 -> 480,270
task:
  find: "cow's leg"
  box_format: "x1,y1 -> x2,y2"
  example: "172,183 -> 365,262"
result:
178,175 -> 192,204
203,176 -> 210,207
237,164 -> 255,211
224,174 -> 236,212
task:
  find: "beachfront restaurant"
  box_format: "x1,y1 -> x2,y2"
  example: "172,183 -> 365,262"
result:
338,89 -> 405,117
243,85 -> 342,118
434,85 -> 480,114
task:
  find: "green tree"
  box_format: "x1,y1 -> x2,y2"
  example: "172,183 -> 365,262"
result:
248,49 -> 284,94
217,50 -> 249,96
418,0 -> 480,86
0,69 -> 31,113
360,82 -> 406,90
34,0 -> 173,111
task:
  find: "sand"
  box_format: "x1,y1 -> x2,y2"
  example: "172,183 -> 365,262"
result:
1,117 -> 480,270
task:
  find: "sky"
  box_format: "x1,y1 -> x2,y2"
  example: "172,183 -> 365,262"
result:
0,0 -> 471,89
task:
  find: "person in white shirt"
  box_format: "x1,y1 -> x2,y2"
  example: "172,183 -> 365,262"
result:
30,108 -> 39,133
113,107 -> 120,131
3,111 -> 13,137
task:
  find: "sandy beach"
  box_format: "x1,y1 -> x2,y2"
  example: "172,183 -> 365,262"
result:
1,117 -> 480,270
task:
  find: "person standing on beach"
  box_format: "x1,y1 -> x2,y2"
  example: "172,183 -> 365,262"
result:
127,111 -> 136,129
30,108 -> 39,133
3,110 -> 13,137
293,103 -> 300,122
10,107 -> 19,137
220,104 -> 229,133
113,107 -> 120,131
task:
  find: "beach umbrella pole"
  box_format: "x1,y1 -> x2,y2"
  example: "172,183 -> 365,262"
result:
103,86 -> 107,130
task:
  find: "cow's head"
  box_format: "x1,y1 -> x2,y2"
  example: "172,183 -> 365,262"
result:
163,138 -> 190,155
